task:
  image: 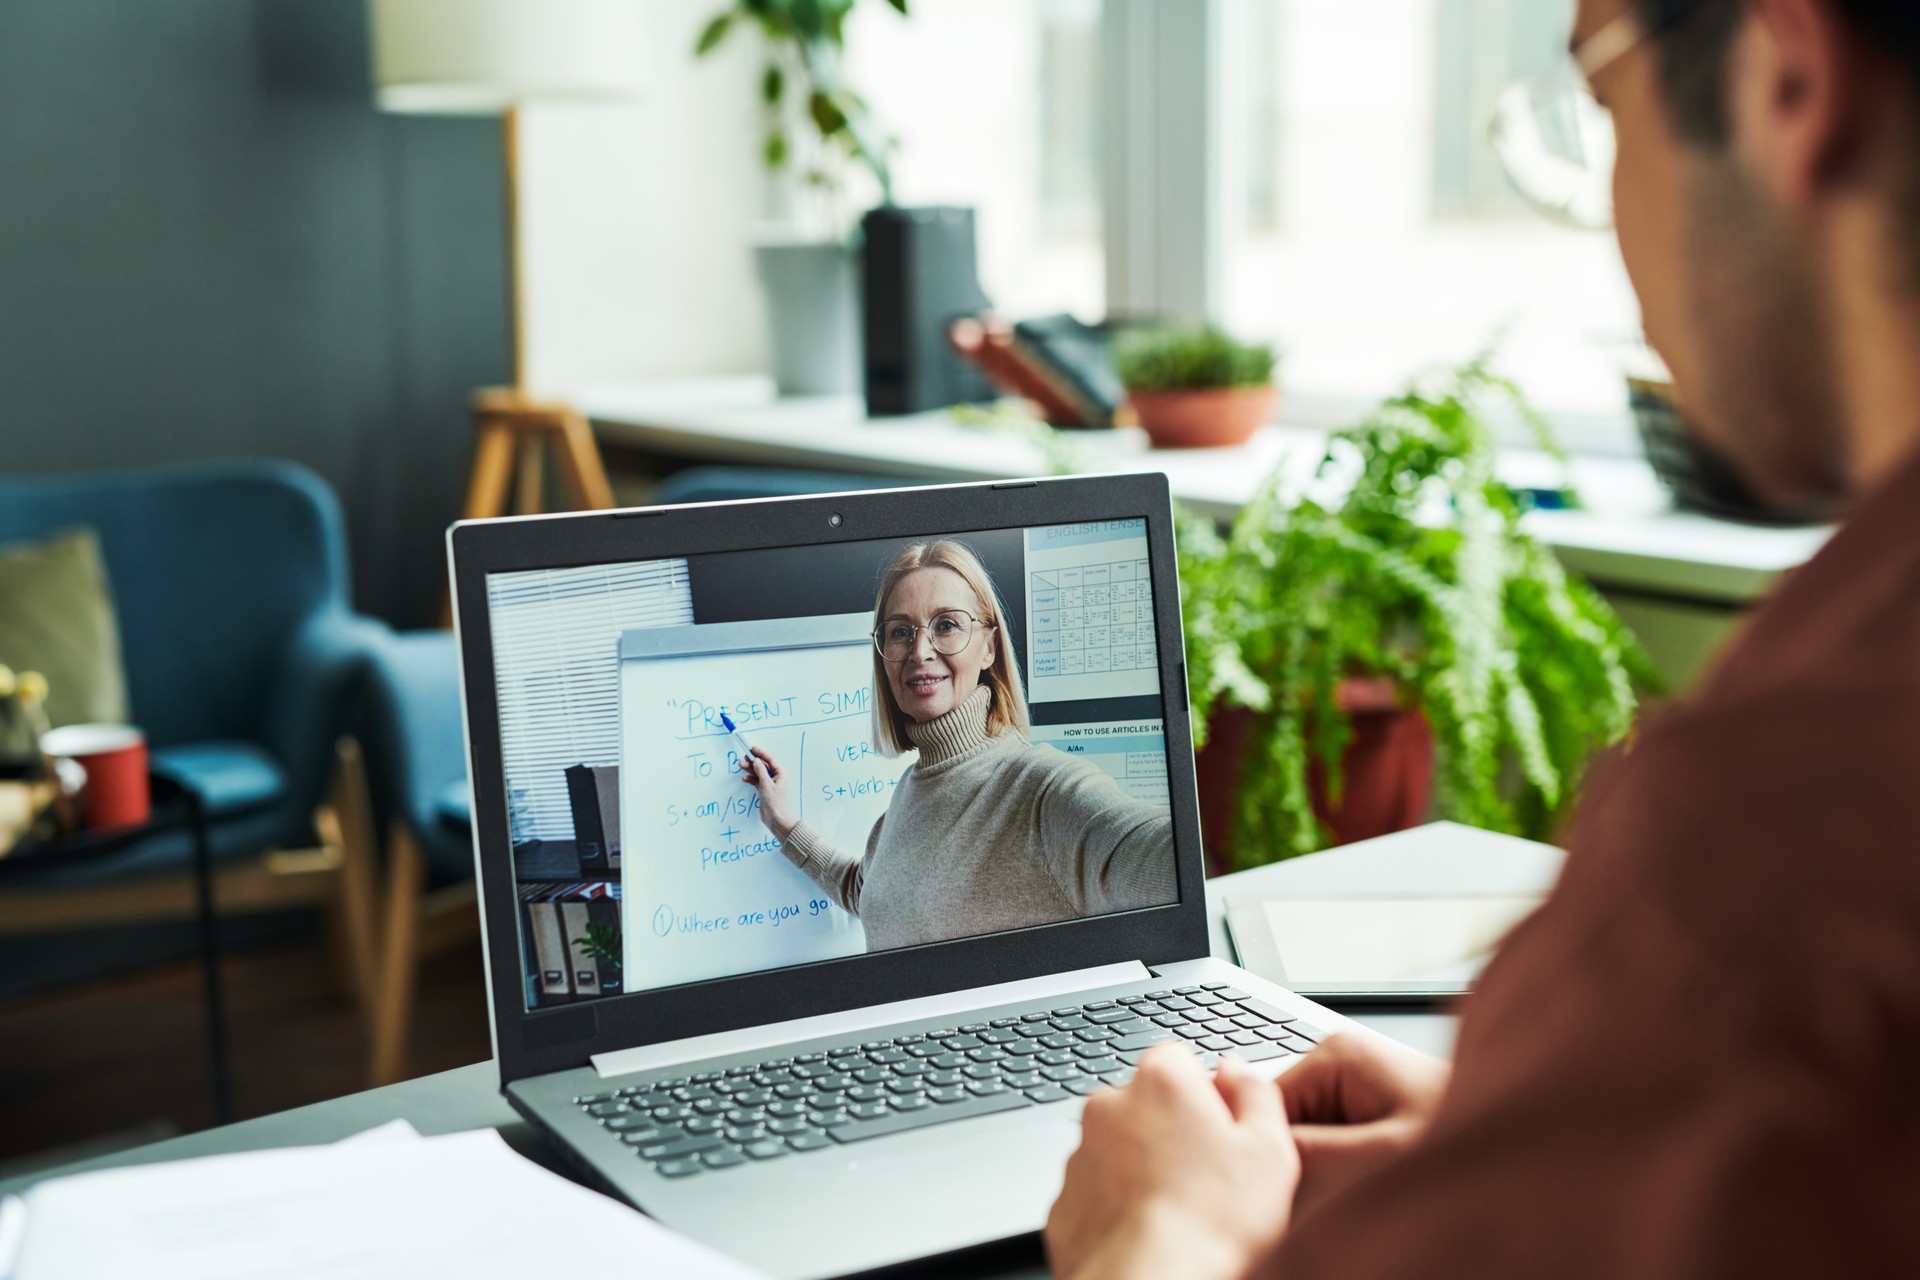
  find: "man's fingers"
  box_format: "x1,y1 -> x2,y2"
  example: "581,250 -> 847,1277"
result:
1290,1117 -> 1425,1177
1214,1056 -> 1284,1128
1289,1119 -> 1395,1155
1276,1049 -> 1340,1124
1131,1043 -> 1211,1094
1289,1118 -> 1427,1204
1277,1032 -> 1371,1123
1123,1046 -> 1230,1123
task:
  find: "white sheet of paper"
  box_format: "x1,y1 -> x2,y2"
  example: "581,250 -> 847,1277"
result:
331,1119 -> 422,1146
10,1126 -> 766,1280
0,1195 -> 25,1278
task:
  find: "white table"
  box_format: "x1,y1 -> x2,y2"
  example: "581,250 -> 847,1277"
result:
578,376 -> 1830,607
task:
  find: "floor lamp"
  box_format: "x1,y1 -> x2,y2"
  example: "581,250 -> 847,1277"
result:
370,0 -> 644,525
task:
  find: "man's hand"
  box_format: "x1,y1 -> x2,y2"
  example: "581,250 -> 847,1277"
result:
1279,1031 -> 1450,1209
1045,1048 -> 1299,1280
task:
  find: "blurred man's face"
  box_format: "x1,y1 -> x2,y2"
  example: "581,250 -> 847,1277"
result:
1582,0 -> 1849,511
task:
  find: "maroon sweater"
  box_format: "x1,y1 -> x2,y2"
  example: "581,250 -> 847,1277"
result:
1275,446 -> 1920,1277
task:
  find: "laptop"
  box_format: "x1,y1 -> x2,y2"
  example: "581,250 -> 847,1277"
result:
448,472 -> 1352,1279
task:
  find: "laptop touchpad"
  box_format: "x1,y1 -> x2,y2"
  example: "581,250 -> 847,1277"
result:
855,1117 -> 1075,1207
761,1114 -> 1082,1278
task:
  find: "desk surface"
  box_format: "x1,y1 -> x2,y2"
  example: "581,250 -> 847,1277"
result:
578,377 -> 1829,606
1,822 -> 1562,1276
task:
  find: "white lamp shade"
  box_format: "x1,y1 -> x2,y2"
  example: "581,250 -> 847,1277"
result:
370,0 -> 646,114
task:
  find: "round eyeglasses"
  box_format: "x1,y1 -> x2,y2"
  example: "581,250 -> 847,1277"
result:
1489,71 -> 1618,230
1488,9 -> 1649,232
873,610 -> 991,663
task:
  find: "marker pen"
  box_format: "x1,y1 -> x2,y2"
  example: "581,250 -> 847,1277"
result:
719,711 -> 757,763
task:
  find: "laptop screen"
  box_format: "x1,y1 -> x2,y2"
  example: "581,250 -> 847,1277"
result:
484,517 -> 1180,1009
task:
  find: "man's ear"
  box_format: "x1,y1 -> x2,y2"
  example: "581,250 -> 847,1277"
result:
1736,0 -> 1881,208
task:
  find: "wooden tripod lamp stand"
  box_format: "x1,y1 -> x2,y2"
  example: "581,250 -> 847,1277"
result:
371,0 -> 644,523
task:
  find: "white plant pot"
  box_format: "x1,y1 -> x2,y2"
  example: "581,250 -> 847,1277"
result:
753,239 -> 861,398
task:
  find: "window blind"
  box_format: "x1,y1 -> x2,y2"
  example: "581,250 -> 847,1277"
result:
486,560 -> 694,843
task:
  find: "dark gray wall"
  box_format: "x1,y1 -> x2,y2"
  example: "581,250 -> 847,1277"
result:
0,0 -> 510,626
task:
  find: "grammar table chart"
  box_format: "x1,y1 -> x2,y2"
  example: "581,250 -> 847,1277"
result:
1025,520 -> 1161,705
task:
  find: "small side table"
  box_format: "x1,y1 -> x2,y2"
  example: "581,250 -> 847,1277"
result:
0,772 -> 232,1123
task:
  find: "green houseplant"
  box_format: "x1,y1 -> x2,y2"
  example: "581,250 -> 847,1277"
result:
572,919 -> 623,989
1113,324 -> 1280,448
1180,354 -> 1657,866
695,0 -> 908,396
696,0 -> 903,223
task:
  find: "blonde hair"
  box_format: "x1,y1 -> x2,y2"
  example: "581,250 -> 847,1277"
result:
871,540 -> 1029,756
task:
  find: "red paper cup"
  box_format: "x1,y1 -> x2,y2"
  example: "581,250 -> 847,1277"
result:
41,724 -> 150,831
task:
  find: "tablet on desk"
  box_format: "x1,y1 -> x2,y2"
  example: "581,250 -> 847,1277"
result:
1224,892 -> 1543,1002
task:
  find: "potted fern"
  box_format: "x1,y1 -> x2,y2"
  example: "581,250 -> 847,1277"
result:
1114,324 -> 1279,448
696,0 -> 906,396
1180,354 -> 1657,868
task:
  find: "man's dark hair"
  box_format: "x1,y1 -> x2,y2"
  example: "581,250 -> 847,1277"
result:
1639,0 -> 1920,147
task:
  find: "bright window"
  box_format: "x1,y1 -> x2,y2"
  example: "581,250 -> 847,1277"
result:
487,562 -> 694,843
846,0 -> 1105,320
828,0 -> 1638,453
1226,0 -> 1642,450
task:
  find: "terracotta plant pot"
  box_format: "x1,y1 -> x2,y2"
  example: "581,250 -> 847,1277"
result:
1127,384 -> 1277,448
1193,679 -> 1435,874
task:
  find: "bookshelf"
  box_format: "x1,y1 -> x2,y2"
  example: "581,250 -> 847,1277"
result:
513,839 -> 621,1009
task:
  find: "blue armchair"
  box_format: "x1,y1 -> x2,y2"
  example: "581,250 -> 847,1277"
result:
0,461 -> 386,1003
354,625 -> 473,1085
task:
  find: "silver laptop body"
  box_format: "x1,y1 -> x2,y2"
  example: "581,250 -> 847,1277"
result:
448,474 -> 1351,1278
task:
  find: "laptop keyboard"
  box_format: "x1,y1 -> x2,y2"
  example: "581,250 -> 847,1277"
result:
575,982 -> 1324,1179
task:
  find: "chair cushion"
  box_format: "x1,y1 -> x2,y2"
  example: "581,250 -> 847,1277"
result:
0,527 -> 130,733
151,741 -> 289,819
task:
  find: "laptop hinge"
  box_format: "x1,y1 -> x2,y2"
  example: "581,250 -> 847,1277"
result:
590,960 -> 1151,1078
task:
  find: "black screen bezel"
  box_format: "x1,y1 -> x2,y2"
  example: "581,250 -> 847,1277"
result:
452,473 -> 1210,1086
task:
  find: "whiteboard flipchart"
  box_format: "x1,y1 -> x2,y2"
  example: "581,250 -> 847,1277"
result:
617,613 -> 907,991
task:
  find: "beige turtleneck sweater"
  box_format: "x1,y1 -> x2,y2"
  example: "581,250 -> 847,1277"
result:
778,686 -> 1177,951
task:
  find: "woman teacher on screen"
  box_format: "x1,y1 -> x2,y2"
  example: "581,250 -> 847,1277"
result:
737,539 -> 1176,951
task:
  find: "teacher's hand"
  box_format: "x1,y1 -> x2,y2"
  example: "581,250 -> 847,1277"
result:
738,746 -> 796,840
